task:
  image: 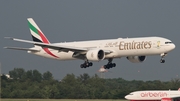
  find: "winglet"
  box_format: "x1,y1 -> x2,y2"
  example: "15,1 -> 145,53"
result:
4,47 -> 8,49
178,88 -> 180,91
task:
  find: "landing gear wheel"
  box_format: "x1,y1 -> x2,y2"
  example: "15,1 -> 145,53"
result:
104,65 -> 110,69
103,59 -> 116,69
80,64 -> 84,68
103,65 -> 107,69
80,60 -> 93,68
112,63 -> 116,67
89,62 -> 93,66
160,59 -> 165,63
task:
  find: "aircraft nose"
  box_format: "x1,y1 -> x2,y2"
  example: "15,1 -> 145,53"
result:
165,43 -> 175,52
169,43 -> 175,51
172,43 -> 176,50
125,95 -> 129,99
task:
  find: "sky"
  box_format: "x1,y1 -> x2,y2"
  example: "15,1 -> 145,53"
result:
0,0 -> 180,81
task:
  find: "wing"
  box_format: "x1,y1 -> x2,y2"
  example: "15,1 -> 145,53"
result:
4,47 -> 40,52
5,37 -> 113,54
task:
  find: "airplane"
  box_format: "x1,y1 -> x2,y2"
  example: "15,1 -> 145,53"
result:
125,88 -> 180,101
98,66 -> 108,78
98,66 -> 108,73
4,18 -> 175,69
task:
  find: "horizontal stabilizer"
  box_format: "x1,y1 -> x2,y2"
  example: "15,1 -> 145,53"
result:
5,37 -> 35,43
4,47 -> 40,52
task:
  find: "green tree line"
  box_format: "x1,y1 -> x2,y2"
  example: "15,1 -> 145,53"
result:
1,68 -> 180,99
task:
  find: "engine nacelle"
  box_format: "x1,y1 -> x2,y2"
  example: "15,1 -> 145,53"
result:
86,49 -> 105,61
127,56 -> 146,63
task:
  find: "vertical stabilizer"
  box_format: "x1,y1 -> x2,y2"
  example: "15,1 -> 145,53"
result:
27,18 -> 58,58
27,18 -> 50,44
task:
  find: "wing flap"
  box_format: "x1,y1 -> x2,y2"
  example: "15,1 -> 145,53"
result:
34,43 -> 88,52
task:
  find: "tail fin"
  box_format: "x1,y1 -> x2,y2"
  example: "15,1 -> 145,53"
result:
27,18 -> 50,44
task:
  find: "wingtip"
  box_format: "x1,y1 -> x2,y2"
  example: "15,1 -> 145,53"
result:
4,37 -> 14,40
3,47 -> 9,49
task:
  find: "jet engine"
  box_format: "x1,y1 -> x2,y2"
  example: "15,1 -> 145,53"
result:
127,56 -> 146,63
86,49 -> 105,61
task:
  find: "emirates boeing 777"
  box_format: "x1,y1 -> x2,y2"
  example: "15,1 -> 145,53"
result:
4,18 -> 175,69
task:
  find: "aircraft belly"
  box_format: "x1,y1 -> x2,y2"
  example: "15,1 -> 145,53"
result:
32,50 -> 75,60
116,48 -> 161,57
56,52 -> 76,60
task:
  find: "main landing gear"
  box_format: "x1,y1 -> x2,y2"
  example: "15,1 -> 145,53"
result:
103,58 -> 116,69
80,60 -> 93,68
160,53 -> 167,63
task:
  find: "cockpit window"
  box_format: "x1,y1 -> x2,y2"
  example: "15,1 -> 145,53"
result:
165,42 -> 173,44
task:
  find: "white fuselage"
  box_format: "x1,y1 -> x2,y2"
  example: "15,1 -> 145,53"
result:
125,90 -> 180,100
30,37 -> 175,61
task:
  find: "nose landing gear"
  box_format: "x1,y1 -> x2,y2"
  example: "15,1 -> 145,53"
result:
160,59 -> 165,63
160,53 -> 167,63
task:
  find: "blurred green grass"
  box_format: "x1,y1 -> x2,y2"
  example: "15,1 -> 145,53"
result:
1,99 -> 128,101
